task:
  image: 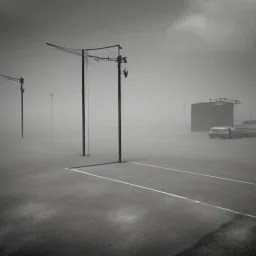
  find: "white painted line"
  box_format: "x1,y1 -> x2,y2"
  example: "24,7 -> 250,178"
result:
129,162 -> 256,186
65,168 -> 256,219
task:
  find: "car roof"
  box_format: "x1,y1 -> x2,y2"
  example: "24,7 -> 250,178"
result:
243,120 -> 256,125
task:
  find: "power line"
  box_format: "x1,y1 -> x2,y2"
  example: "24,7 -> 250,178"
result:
0,73 -> 20,82
46,42 -> 121,52
46,43 -> 119,62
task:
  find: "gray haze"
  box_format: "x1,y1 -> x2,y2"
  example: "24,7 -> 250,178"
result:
1,3 -> 256,254
1,0 -> 256,143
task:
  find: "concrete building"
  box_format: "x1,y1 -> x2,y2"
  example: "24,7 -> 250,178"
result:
191,98 -> 240,132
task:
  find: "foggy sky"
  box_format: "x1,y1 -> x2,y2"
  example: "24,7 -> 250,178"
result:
1,0 -> 256,138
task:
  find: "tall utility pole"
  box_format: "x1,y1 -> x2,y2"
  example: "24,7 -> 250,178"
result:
85,55 -> 90,157
117,48 -> 122,162
50,93 -> 54,140
86,50 -> 127,162
82,50 -> 86,156
0,73 -> 25,138
20,77 -> 24,138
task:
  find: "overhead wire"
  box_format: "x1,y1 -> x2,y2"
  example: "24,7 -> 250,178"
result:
46,42 -> 120,52
46,43 -> 118,61
0,73 -> 20,82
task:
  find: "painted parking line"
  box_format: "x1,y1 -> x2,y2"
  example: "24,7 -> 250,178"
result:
129,162 -> 256,186
65,167 -> 256,219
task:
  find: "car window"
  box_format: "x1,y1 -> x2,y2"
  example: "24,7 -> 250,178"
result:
212,128 -> 227,132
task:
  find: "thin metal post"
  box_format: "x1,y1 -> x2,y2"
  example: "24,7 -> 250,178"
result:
117,48 -> 122,162
82,50 -> 86,156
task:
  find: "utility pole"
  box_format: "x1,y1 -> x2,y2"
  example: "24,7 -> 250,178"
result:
82,49 -> 86,156
50,93 -> 54,140
0,73 -> 24,139
85,55 -> 90,156
20,77 -> 24,138
117,47 -> 122,162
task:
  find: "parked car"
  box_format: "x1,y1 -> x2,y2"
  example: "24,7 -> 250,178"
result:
240,129 -> 256,138
234,120 -> 256,137
209,126 -> 242,139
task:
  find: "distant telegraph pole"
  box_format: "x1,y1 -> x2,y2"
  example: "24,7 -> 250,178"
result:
50,93 -> 54,140
0,73 -> 25,138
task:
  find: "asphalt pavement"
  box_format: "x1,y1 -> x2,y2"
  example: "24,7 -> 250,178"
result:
1,133 -> 256,255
